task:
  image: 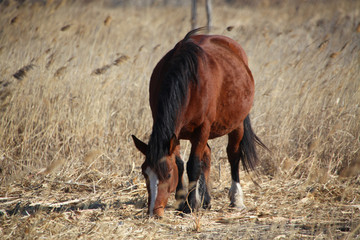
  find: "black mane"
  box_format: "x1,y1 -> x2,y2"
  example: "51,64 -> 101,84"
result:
147,29 -> 204,180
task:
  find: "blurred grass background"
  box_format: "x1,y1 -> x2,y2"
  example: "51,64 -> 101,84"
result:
1,0 -> 358,182
0,0 -> 359,238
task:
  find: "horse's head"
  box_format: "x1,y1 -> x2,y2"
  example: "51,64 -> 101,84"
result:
131,135 -> 179,217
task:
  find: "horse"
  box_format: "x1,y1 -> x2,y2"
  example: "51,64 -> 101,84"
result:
132,28 -> 267,217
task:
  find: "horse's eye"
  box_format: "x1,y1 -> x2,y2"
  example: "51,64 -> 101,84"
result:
167,173 -> 171,179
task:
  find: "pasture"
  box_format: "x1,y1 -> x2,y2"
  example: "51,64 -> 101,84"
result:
0,0 -> 359,239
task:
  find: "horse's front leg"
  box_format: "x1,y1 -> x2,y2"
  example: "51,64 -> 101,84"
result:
199,144 -> 211,209
174,153 -> 186,211
183,124 -> 210,214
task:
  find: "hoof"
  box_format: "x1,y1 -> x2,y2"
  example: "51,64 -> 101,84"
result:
229,202 -> 246,211
176,200 -> 192,214
202,199 -> 211,210
228,180 -> 246,210
177,199 -> 197,214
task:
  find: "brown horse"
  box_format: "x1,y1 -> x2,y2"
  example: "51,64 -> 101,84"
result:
132,28 -> 266,217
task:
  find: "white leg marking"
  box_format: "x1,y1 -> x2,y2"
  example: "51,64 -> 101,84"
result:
145,167 -> 158,216
188,180 -> 200,210
195,180 -> 200,207
228,180 -> 246,209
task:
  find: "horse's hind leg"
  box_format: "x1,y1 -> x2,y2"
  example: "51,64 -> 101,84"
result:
227,127 -> 246,209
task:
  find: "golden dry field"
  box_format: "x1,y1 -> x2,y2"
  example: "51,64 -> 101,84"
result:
0,0 -> 360,239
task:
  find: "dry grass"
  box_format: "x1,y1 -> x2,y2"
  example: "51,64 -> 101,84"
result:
0,0 -> 359,239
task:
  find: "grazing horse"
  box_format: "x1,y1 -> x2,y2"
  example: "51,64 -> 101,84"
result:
132,28 -> 266,217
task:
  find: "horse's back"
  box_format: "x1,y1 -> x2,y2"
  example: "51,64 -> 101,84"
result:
184,35 -> 255,139
191,34 -> 249,66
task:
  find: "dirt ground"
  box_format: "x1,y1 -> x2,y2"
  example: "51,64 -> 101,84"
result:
0,0 -> 359,239
2,171 -> 360,239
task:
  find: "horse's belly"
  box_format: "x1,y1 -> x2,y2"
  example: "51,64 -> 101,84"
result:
209,93 -> 252,138
209,119 -> 242,139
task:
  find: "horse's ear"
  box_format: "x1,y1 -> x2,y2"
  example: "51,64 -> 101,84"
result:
169,134 -> 179,155
131,135 -> 147,155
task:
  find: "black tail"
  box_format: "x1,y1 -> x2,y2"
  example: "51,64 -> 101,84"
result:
239,115 -> 268,172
